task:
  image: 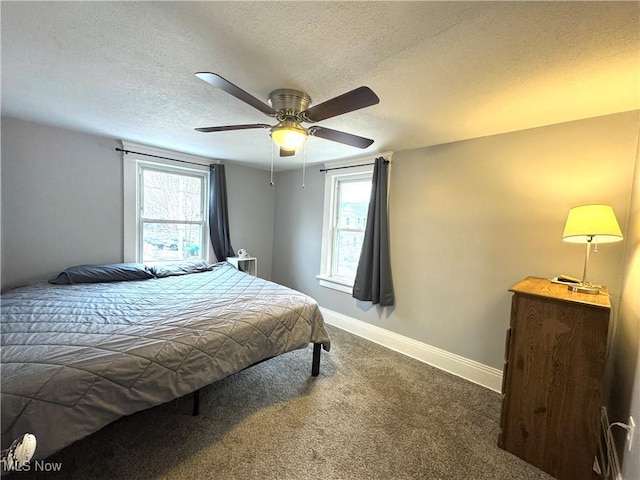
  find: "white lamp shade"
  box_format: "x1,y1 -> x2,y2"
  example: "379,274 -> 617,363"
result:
562,204 -> 623,244
270,122 -> 307,151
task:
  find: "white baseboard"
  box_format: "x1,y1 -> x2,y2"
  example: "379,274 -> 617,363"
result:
320,307 -> 503,393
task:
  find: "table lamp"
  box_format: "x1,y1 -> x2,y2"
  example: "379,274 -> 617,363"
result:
561,204 -> 623,294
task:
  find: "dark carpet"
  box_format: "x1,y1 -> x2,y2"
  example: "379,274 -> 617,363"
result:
17,325 -> 553,479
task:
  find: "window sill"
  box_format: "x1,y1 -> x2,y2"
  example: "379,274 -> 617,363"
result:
316,275 -> 354,294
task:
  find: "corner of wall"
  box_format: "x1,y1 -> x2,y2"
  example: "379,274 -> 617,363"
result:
608,112 -> 640,478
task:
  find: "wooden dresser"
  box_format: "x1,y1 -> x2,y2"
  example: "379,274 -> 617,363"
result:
498,277 -> 611,480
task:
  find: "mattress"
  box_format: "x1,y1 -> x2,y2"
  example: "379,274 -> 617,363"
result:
1,262 -> 330,459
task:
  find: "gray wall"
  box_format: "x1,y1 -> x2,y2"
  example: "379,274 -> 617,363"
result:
1,117 -> 123,288
1,117 -> 275,289
225,162 -> 274,280
272,111 -> 638,370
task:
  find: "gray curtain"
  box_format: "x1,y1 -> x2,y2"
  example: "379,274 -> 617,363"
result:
209,164 -> 235,262
352,157 -> 394,306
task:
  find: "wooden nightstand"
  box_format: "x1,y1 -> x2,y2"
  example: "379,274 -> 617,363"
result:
498,277 -> 611,480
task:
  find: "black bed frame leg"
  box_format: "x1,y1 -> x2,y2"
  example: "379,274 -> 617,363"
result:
192,389 -> 200,416
312,343 -> 321,377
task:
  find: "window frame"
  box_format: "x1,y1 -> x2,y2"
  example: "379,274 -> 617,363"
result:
317,161 -> 374,294
122,142 -> 217,263
138,163 -> 208,264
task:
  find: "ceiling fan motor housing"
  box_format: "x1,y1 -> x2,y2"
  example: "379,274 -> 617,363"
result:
268,89 -> 311,120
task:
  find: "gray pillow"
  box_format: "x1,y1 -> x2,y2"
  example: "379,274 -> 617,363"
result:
149,260 -> 215,278
49,263 -> 154,285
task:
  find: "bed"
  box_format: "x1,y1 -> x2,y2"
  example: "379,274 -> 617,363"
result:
0,261 -> 330,459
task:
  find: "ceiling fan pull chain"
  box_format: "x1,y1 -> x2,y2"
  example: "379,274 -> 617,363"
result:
270,142 -> 275,186
302,143 -> 306,189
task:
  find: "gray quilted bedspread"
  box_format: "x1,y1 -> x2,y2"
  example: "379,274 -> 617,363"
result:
0,263 -> 330,459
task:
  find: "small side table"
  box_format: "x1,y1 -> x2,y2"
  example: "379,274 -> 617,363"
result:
226,257 -> 257,276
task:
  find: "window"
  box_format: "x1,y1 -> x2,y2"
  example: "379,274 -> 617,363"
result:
317,163 -> 373,293
138,165 -> 207,263
122,142 -> 213,264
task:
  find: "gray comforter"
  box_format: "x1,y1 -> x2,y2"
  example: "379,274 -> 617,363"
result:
1,263 -> 330,459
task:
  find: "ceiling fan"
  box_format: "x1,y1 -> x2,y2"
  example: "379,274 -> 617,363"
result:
194,72 -> 380,157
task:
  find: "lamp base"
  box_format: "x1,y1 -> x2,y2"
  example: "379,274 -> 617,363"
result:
567,283 -> 601,295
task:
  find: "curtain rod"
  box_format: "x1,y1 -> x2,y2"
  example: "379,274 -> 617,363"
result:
319,157 -> 389,173
115,147 -> 213,168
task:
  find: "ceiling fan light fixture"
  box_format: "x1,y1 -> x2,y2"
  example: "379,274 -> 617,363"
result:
270,121 -> 307,151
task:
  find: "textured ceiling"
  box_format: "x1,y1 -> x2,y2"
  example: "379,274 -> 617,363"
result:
1,1 -> 638,170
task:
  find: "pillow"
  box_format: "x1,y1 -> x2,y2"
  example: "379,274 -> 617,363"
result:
49,263 -> 154,285
149,260 -> 215,278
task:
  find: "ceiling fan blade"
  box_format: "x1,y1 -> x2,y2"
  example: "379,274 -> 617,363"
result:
195,124 -> 271,133
310,126 -> 374,149
280,148 -> 295,157
195,72 -> 277,117
302,86 -> 379,122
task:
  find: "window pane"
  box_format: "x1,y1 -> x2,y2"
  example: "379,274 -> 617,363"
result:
142,222 -> 203,262
142,169 -> 202,221
337,180 -> 370,228
334,230 -> 365,280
